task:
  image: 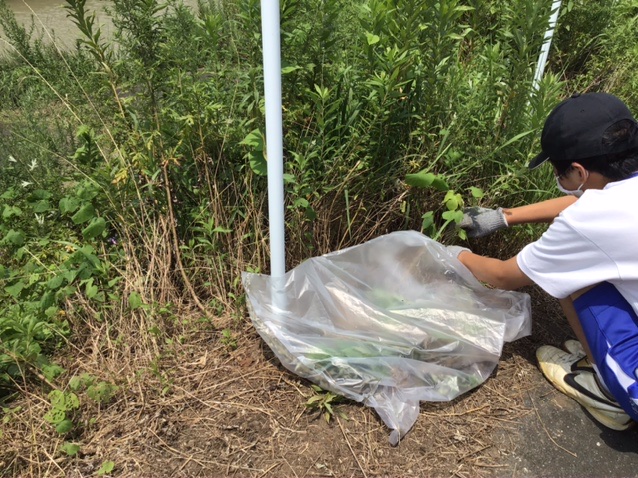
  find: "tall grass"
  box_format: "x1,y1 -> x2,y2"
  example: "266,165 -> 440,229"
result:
0,0 -> 566,382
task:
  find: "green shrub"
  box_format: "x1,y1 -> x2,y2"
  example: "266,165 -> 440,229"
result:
1,0 -> 630,389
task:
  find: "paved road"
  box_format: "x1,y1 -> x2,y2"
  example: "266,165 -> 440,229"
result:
502,377 -> 638,477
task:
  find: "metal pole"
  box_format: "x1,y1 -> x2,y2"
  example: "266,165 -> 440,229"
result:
260,0 -> 286,280
533,0 -> 563,90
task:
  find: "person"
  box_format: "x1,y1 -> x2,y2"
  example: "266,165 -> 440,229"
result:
449,91 -> 638,431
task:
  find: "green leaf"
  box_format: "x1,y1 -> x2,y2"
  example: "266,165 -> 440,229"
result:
42,364 -> 65,381
84,279 -> 98,299
445,196 -> 459,211
281,65 -> 301,74
365,32 -> 380,45
148,326 -> 161,336
305,395 -> 323,405
69,376 -> 83,391
431,177 -> 450,192
5,281 -> 25,297
442,210 -> 464,223
421,211 -> 434,231
49,390 -> 66,409
405,171 -> 449,191
82,217 -> 106,239
2,229 -> 25,246
71,203 -> 96,224
239,129 -> 264,150
494,129 -> 535,153
59,197 -> 80,215
61,442 -> 80,456
47,275 -> 65,290
128,292 -> 143,310
249,151 -> 267,177
405,171 -> 435,188
240,130 -> 267,177
32,200 -> 51,213
55,419 -> 74,434
2,205 -> 22,219
469,187 -> 484,199
96,460 -> 115,476
66,392 -> 80,409
75,182 -> 99,201
44,408 -> 65,425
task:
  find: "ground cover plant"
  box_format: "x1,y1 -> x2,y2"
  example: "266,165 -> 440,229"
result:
0,0 -> 636,475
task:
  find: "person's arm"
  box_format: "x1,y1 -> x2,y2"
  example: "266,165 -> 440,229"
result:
456,252 -> 533,291
500,195 -> 577,225
460,196 -> 577,238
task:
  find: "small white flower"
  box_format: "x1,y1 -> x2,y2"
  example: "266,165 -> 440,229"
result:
35,213 -> 44,225
29,159 -> 37,171
8,155 -> 17,163
21,181 -> 32,188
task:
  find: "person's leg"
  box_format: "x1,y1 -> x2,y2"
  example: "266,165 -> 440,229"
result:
537,283 -> 636,430
559,292 -> 595,362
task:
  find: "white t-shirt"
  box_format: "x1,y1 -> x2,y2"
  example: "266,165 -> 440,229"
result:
517,175 -> 638,315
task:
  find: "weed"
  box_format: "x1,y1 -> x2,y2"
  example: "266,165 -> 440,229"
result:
220,329 -> 237,350
96,460 -> 116,475
43,389 -> 80,434
305,385 -> 346,423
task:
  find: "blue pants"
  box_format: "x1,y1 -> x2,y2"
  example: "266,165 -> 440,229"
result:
574,282 -> 638,421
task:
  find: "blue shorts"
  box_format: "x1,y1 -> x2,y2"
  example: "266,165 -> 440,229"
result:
574,282 -> 638,420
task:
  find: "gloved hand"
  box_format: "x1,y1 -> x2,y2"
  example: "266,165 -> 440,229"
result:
459,207 -> 508,238
447,245 -> 471,258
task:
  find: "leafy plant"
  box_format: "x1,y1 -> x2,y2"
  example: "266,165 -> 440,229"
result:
43,390 -> 80,434
69,373 -> 119,404
60,442 -> 81,456
96,460 -> 115,476
220,329 -> 237,350
305,385 -> 346,423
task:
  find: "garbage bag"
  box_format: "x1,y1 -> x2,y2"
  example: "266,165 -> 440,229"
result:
242,230 -> 531,445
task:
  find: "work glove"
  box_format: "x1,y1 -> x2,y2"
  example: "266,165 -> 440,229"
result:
447,245 -> 471,258
459,207 -> 508,238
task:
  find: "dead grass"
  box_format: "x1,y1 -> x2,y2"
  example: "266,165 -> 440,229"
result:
0,280 -> 574,477
0,191 -> 575,477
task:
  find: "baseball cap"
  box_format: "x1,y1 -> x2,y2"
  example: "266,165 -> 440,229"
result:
529,92 -> 638,169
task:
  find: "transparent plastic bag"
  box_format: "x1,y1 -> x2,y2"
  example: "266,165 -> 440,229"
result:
242,231 -> 531,445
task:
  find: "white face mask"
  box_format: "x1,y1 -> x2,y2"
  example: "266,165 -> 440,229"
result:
555,170 -> 588,198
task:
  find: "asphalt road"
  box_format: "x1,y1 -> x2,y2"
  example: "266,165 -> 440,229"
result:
502,377 -> 638,477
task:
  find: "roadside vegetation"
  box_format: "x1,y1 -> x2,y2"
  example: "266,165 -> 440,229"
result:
0,0 -> 636,474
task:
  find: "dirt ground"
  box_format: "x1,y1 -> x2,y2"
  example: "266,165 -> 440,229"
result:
137,284 -> 636,478
124,287 -> 578,477
5,283 -> 638,477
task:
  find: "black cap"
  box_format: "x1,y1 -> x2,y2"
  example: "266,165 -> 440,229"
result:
529,92 -> 638,169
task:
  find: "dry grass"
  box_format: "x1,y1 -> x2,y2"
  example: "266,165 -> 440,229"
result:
0,186 -> 575,477
0,279 -> 573,477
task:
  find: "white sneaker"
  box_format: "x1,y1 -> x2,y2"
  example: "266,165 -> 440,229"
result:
537,345 -> 633,431
562,339 -> 585,357
561,340 -> 594,373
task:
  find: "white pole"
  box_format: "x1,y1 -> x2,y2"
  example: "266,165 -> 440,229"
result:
260,0 -> 286,280
533,0 -> 562,90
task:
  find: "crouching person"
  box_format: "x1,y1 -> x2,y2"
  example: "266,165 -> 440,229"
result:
451,92 -> 638,430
